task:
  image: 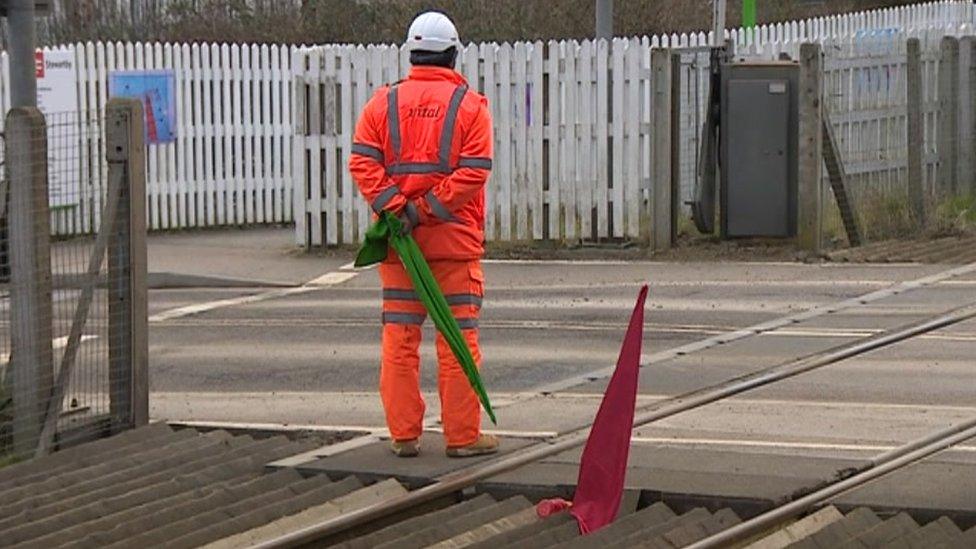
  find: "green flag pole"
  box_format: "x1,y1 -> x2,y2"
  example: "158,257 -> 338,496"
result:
742,0 -> 757,29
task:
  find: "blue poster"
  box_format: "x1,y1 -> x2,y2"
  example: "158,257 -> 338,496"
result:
108,70 -> 176,144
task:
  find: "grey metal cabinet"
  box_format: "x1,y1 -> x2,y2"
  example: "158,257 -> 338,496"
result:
720,62 -> 800,238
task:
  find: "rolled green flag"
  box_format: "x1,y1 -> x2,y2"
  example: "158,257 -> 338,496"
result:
355,212 -> 497,424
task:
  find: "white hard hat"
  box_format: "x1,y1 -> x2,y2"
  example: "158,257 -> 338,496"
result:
406,11 -> 459,52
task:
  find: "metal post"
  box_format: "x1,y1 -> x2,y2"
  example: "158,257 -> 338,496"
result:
6,0 -> 38,108
595,0 -> 613,40
907,38 -> 927,225
670,52 -> 682,245
651,49 -> 673,252
938,36 -> 960,197
712,0 -> 727,46
6,107 -> 53,458
797,43 -> 823,253
106,98 -> 148,431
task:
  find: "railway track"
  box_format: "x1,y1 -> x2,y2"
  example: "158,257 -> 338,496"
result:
254,273 -> 976,547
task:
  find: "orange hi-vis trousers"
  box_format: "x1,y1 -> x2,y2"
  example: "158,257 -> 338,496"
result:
379,258 -> 484,447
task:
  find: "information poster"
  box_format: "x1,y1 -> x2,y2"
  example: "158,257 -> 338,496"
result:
34,48 -> 80,208
108,70 -> 177,144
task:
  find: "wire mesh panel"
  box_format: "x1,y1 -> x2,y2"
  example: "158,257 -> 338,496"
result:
45,112 -> 113,445
820,28 -> 975,245
1,104 -> 146,463
671,47 -> 712,214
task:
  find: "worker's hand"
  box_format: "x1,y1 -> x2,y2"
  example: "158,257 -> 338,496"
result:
396,202 -> 420,236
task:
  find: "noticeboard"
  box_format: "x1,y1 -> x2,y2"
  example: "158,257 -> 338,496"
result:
108,70 -> 177,144
35,48 -> 80,208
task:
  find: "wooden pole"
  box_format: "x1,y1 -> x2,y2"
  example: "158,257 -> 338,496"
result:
938,36 -> 960,197
6,107 -> 54,458
651,49 -> 673,251
797,43 -> 824,253
907,38 -> 927,225
106,98 -> 149,432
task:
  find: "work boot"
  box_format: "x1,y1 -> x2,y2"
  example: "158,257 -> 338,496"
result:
446,434 -> 499,458
390,438 -> 420,458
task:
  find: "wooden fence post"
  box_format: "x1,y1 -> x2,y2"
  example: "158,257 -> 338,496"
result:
907,38 -> 927,225
959,36 -> 976,196
6,108 -> 54,458
650,48 -> 673,251
106,98 -> 148,431
797,43 -> 824,253
938,36 -> 960,197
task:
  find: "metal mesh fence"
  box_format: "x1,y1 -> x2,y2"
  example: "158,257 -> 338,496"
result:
1,105 -> 143,463
821,30 -> 976,247
670,29 -> 976,248
672,47 -> 711,214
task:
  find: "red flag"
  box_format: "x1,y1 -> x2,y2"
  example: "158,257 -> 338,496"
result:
569,285 -> 647,534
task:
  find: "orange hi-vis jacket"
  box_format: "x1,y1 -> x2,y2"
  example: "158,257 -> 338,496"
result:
349,65 -> 493,260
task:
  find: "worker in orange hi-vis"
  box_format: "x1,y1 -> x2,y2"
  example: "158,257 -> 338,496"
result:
348,11 -> 497,459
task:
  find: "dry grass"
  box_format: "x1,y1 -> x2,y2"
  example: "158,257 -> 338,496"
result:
824,187 -> 976,248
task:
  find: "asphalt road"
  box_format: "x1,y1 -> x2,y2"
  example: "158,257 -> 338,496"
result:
144,228 -> 976,511
147,257 -> 949,394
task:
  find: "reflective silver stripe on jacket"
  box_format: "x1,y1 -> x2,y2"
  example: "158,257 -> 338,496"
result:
425,190 -> 456,222
387,85 -> 402,162
351,142 -> 384,162
371,185 -> 402,214
438,85 -> 469,168
386,163 -> 451,175
385,83 -> 472,175
457,157 -> 492,169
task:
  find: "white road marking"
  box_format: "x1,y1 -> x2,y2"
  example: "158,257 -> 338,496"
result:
149,287 -> 310,322
481,259 -> 928,268
630,436 -> 976,453
305,272 -> 358,287
553,393 -> 976,413
147,316 -> 976,341
0,335 -> 99,383
493,280 -> 899,291
0,335 -> 98,366
339,261 -> 377,272
149,268 -> 362,322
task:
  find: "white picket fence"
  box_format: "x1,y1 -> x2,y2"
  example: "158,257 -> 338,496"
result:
294,0 -> 976,246
292,38 -> 654,247
1,0 -> 974,242
0,41 -> 296,235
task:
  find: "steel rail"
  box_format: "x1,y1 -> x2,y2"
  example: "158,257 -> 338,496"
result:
688,418 -> 976,548
253,300 -> 976,549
